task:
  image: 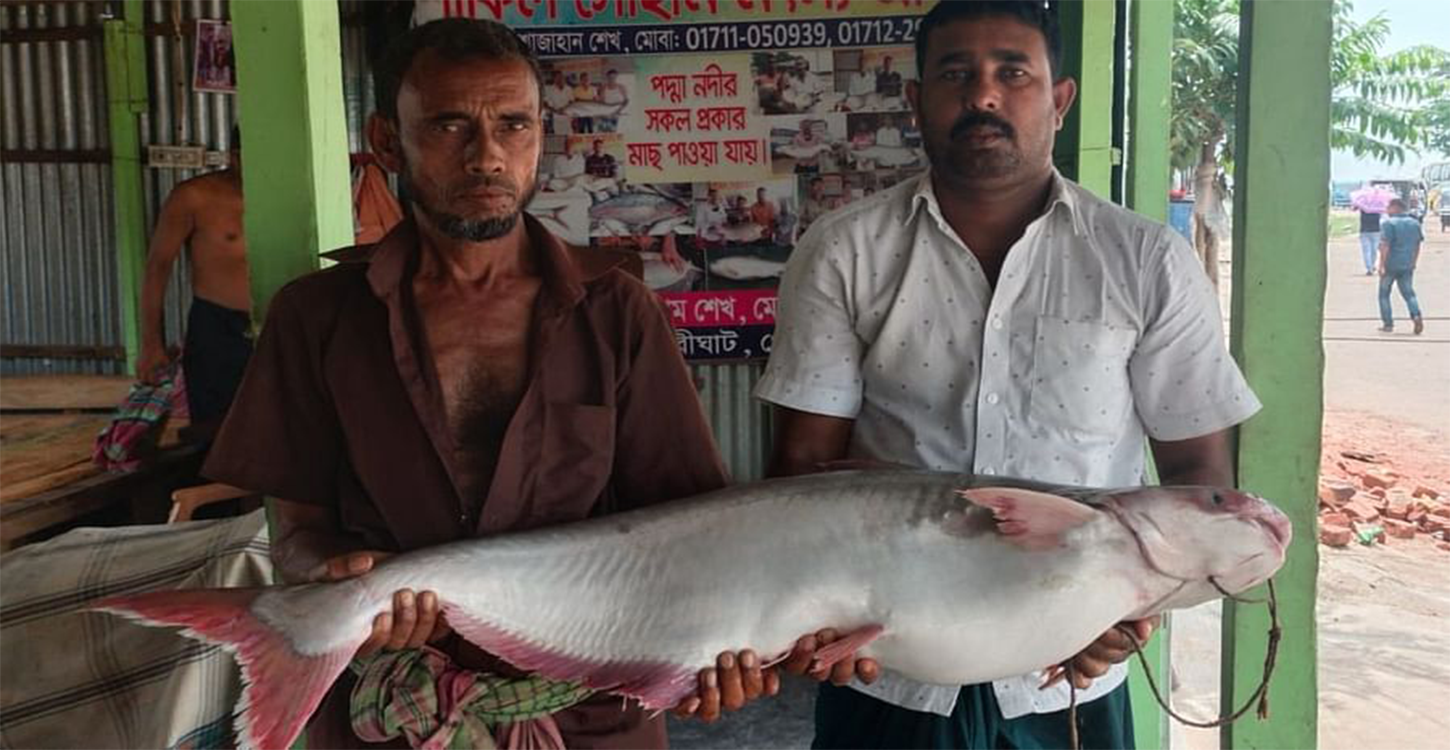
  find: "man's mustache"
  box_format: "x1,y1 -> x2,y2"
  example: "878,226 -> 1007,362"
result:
451,176 -> 518,197
950,112 -> 1015,141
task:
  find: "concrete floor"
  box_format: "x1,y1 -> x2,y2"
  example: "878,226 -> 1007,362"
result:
1320,215 -> 1449,434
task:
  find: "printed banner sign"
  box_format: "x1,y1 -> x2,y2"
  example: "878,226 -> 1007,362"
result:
419,0 -> 937,360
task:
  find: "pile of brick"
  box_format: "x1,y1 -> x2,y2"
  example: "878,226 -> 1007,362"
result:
1317,463 -> 1450,551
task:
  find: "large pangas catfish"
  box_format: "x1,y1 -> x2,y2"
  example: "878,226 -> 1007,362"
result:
96,470 -> 1292,749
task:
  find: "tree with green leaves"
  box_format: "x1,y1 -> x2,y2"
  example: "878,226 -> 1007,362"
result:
1170,0 -> 1238,288
1331,10 -> 1448,165
1413,59 -> 1450,159
1171,0 -> 1449,285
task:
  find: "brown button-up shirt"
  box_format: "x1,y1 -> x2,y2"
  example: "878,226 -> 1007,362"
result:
204,215 -> 728,748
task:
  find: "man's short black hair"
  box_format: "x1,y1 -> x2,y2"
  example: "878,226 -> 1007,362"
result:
914,0 -> 1062,80
374,18 -> 543,120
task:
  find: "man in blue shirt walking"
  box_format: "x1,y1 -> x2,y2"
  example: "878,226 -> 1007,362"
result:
1377,198 -> 1425,334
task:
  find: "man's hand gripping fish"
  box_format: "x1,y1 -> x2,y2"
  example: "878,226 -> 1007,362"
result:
95,470 -> 1291,749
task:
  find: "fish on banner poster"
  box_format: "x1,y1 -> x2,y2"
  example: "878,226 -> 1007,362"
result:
417,0 -> 936,360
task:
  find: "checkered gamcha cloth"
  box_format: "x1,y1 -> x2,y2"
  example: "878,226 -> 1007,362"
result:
92,362 -> 187,473
350,647 -> 593,750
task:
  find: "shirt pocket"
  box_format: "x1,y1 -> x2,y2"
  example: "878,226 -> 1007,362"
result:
1027,316 -> 1138,441
535,402 -> 617,525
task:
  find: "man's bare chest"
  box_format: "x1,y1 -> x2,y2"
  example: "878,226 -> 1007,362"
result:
416,289 -> 539,448
190,214 -> 246,256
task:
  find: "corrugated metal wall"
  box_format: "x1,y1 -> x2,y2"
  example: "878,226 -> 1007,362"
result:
1,1 -> 118,375
0,0 -> 233,376
139,0 -> 238,359
693,361 -> 773,482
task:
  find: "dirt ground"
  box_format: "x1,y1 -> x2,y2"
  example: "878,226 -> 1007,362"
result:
1171,216 -> 1450,750
1173,532 -> 1450,750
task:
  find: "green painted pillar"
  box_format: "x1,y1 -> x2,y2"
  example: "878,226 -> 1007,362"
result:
1122,2 -> 1174,746
1054,0 -> 1117,197
230,0 -> 352,320
1224,1 -> 1329,748
102,0 -> 148,372
1125,0 -> 1172,223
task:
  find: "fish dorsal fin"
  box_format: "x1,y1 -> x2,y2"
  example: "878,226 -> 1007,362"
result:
956,487 -> 1100,550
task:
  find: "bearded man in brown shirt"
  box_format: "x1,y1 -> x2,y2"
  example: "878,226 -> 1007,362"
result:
203,18 -> 827,748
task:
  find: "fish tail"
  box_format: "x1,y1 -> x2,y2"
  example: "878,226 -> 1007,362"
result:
94,588 -> 362,750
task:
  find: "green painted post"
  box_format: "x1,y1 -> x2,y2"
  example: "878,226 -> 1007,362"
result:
1122,2 -> 1175,747
229,0 -> 352,320
1054,0 -> 1117,197
1224,1 -> 1328,748
102,0 -> 148,372
1125,0 -> 1172,223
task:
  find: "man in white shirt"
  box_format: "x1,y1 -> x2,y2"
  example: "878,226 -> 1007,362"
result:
755,2 -> 1261,748
543,69 -> 573,113
553,139 -> 586,179
875,121 -> 905,148
543,138 -> 586,192
848,67 -> 877,97
845,66 -> 879,111
600,68 -> 629,107
695,187 -> 729,243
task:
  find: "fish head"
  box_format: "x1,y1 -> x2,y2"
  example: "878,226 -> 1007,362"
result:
1102,486 -> 1291,607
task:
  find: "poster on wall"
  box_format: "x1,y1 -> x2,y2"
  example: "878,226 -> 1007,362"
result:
416,0 -> 937,361
193,20 -> 237,93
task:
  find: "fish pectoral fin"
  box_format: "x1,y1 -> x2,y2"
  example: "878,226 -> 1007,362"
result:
441,603 -> 698,713
809,624 -> 885,673
956,487 -> 1099,550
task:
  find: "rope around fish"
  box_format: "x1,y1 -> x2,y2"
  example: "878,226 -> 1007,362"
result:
1065,578 -> 1282,750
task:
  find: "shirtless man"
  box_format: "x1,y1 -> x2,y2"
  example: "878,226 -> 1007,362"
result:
137,128 -> 251,431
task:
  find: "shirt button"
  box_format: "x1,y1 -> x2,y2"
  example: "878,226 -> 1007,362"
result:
992,318 -> 1004,330
981,466 -> 996,475
986,392 -> 1000,405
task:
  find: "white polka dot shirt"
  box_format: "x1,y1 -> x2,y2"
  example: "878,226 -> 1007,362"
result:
755,169 -> 1261,717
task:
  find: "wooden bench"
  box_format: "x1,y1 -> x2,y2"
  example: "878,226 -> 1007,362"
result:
1,375 -> 203,551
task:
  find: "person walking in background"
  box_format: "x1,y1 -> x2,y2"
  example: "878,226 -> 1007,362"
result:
1377,198 -> 1424,334
1356,195 -> 1384,275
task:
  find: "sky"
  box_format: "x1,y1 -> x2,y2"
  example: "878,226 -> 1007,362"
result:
1330,0 -> 1450,183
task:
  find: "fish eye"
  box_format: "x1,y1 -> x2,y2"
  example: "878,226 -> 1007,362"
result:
1211,492 -> 1225,506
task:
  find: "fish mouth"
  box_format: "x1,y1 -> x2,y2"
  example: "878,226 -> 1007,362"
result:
1253,513 -> 1293,551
